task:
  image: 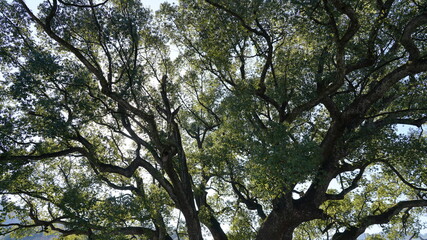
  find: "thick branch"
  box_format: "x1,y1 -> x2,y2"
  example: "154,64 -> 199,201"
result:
326,164 -> 368,200
344,60 -> 427,122
332,200 -> 427,240
369,114 -> 427,129
0,147 -> 84,162
58,0 -> 109,8
329,0 -> 360,46
230,180 -> 266,219
95,157 -> 143,178
401,12 -> 427,61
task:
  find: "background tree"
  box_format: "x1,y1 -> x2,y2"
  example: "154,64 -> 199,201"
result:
1,0 -> 427,240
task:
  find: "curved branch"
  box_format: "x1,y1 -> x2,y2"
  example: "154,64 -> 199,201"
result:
343,59 -> 427,123
58,0 -> 109,8
401,12 -> 427,61
380,160 -> 427,192
0,147 -> 84,163
74,134 -> 176,201
326,164 -> 369,200
204,0 -> 264,36
370,115 -> 427,129
230,180 -> 267,219
332,200 -> 427,240
329,0 -> 360,46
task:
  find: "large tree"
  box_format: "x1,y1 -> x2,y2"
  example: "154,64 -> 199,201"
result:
1,0 -> 427,239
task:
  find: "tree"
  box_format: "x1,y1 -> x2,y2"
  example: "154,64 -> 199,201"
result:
1,0 -> 427,239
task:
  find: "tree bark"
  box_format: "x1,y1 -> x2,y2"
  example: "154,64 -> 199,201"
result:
256,212 -> 296,240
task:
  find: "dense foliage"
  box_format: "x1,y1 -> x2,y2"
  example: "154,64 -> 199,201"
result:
1,0 -> 427,239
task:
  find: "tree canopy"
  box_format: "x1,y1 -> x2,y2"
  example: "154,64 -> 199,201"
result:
1,0 -> 427,239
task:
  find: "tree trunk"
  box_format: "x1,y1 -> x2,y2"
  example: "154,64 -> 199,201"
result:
255,211 -> 298,240
178,193 -> 203,240
204,215 -> 228,240
186,219 -> 203,240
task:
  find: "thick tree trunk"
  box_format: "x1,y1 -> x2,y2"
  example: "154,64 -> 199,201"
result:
256,194 -> 328,240
176,198 -> 203,240
176,185 -> 203,240
180,203 -> 203,240
186,219 -> 204,240
331,227 -> 361,240
255,210 -> 298,240
204,215 -> 228,240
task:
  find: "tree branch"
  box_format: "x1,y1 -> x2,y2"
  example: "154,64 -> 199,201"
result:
58,0 -> 109,8
332,200 -> 427,240
230,180 -> 267,220
326,164 -> 368,200
329,0 -> 360,46
380,160 -> 427,192
343,59 -> 427,129
401,12 -> 427,61
0,147 -> 84,163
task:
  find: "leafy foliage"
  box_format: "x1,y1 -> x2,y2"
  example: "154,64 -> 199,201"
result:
1,0 -> 427,239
